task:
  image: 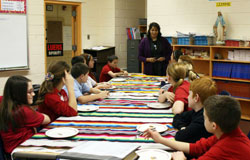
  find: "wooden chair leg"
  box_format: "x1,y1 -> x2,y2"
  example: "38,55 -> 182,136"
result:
141,62 -> 144,73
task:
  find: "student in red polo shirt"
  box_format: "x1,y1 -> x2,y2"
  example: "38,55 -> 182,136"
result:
99,55 -> 128,82
158,63 -> 197,114
37,61 -> 77,122
0,76 -> 50,154
144,95 -> 250,160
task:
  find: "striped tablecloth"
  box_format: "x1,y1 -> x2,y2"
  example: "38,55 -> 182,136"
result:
13,74 -> 175,158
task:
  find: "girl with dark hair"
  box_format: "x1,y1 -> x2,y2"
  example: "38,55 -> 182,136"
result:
83,54 -> 111,89
83,54 -> 96,81
0,75 -> 50,154
37,61 -> 77,122
138,22 -> 172,76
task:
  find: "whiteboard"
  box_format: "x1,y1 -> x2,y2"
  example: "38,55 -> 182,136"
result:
0,14 -> 28,70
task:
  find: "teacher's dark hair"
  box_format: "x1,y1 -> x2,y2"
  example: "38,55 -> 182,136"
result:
147,22 -> 162,40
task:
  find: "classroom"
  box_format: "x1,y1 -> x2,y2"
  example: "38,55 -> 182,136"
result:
0,0 -> 250,159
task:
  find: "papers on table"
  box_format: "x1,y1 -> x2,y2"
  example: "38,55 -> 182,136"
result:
109,92 -> 159,97
90,46 -> 107,50
58,141 -> 139,160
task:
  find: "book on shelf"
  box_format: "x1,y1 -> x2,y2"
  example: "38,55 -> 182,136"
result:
126,28 -> 141,40
57,141 -> 139,160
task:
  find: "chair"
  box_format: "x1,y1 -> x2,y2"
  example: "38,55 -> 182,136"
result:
0,136 -> 6,160
32,84 -> 40,106
218,90 -> 231,96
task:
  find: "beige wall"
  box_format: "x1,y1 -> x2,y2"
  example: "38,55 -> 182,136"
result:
147,0 -> 250,39
82,0 -> 115,48
115,0 -> 146,68
82,0 -> 146,69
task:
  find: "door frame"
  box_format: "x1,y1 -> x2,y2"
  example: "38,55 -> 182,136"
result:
44,0 -> 82,71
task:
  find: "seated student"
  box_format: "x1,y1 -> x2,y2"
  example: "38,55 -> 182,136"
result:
82,54 -> 97,82
67,63 -> 109,104
178,55 -> 193,69
82,54 -> 111,89
159,61 -> 197,93
0,76 -> 50,154
37,61 -> 78,122
99,55 -> 128,82
173,50 -> 184,62
71,55 -> 111,90
173,77 -> 216,143
144,95 -> 250,160
158,63 -> 197,114
71,55 -> 86,66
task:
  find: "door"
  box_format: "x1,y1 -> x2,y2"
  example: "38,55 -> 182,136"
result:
44,0 -> 82,71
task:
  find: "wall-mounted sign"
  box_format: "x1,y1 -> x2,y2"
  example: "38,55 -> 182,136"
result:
216,2 -> 231,7
46,5 -> 53,11
47,43 -> 63,57
0,0 -> 26,14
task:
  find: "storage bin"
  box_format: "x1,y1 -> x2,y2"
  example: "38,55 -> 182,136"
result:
177,37 -> 194,45
225,40 -> 245,47
165,37 -> 177,45
194,36 -> 214,45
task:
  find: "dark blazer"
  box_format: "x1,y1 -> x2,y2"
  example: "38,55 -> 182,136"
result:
138,37 -> 172,75
173,108 -> 212,143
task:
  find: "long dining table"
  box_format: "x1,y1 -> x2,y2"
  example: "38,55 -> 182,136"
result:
12,74 -> 175,159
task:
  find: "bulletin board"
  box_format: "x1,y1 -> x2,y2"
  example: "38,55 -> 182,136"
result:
0,0 -> 28,70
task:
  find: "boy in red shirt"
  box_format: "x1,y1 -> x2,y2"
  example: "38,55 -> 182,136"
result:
99,55 -> 128,82
144,95 -> 250,160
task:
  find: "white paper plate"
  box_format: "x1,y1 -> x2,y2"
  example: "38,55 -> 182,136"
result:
147,102 -> 171,109
137,123 -> 168,133
112,78 -> 126,82
45,127 -> 79,138
77,105 -> 99,112
136,149 -> 171,160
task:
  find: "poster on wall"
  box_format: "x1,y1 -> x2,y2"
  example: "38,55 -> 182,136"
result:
208,0 -> 231,7
216,2 -> 231,7
0,0 -> 26,14
47,43 -> 63,57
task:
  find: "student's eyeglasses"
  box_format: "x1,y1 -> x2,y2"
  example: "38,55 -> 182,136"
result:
27,89 -> 34,94
87,54 -> 91,62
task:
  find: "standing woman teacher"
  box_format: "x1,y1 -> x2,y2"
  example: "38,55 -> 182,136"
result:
138,22 -> 172,76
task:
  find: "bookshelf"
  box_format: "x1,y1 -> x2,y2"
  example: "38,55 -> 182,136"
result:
172,45 -> 250,120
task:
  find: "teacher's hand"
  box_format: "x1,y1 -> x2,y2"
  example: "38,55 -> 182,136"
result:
146,57 -> 156,63
157,57 -> 166,62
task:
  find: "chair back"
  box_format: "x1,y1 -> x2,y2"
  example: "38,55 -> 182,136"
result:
0,135 -> 6,160
32,84 -> 40,106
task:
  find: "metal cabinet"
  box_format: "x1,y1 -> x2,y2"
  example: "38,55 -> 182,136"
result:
127,39 -> 141,73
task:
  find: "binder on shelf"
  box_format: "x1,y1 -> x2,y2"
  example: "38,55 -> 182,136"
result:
212,62 -> 233,78
231,63 -> 250,80
126,28 -> 141,40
